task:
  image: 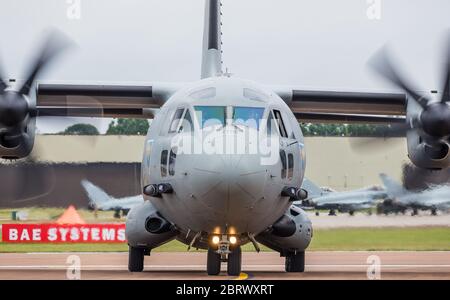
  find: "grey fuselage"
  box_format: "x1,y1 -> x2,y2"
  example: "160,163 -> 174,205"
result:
141,76 -> 306,243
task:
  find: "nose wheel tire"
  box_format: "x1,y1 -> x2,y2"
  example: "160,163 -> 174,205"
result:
285,251 -> 305,273
207,248 -> 221,275
227,246 -> 242,276
128,246 -> 145,272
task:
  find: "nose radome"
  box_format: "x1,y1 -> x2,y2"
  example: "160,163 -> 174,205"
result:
225,153 -> 268,204
188,152 -> 268,222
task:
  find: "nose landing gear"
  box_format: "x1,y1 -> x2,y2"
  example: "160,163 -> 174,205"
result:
227,246 -> 242,276
207,248 -> 221,275
206,235 -> 242,276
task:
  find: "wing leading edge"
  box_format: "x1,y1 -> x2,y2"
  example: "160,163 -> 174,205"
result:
36,83 -> 181,119
272,87 -> 407,124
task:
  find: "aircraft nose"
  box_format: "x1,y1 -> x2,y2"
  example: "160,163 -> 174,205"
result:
185,152 -> 271,230
174,125 -> 288,233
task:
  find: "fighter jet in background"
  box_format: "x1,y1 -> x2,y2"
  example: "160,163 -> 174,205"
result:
81,180 -> 143,219
299,179 -> 388,216
379,174 -> 450,216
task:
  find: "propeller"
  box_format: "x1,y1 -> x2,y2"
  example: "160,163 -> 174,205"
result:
368,35 -> 450,139
0,30 -> 72,199
0,29 -> 72,129
352,32 -> 450,154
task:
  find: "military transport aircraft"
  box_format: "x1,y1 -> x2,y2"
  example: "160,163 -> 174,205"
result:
0,0 -> 449,276
81,180 -> 144,218
300,179 -> 387,216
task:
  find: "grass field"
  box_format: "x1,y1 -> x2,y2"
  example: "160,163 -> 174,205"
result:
1,227 -> 449,253
0,207 -> 119,223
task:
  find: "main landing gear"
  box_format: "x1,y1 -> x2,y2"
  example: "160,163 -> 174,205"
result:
285,251 -> 305,273
128,246 -> 150,272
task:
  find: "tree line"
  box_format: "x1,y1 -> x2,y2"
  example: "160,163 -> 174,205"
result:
60,119 -> 400,137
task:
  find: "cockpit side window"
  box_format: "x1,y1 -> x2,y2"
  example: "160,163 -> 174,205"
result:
168,148 -> 177,176
160,150 -> 168,177
287,153 -> 294,180
179,110 -> 194,133
280,149 -> 287,179
169,109 -> 185,133
273,110 -> 288,138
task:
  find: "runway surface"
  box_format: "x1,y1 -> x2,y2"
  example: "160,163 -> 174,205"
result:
0,251 -> 449,280
308,213 -> 450,229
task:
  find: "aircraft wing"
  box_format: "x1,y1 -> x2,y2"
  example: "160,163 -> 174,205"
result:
36,82 -> 182,119
271,87 -> 407,124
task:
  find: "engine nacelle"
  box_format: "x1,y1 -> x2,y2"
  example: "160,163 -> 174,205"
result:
126,201 -> 178,248
407,130 -> 450,170
256,205 -> 312,254
0,116 -> 35,160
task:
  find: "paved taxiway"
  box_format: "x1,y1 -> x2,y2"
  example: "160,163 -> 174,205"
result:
0,251 -> 449,280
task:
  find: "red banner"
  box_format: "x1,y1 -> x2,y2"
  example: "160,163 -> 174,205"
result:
1,224 -> 126,243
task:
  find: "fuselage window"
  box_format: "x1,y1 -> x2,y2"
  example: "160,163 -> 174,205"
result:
273,110 -> 288,138
169,148 -> 177,176
169,109 -> 185,133
232,107 -> 265,130
194,106 -> 226,128
160,150 -> 168,177
287,153 -> 294,180
280,149 -> 287,179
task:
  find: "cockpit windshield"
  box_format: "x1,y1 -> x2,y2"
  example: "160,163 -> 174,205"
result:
194,106 -> 226,128
194,106 -> 265,130
232,107 -> 265,130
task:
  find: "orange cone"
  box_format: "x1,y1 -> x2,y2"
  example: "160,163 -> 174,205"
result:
56,205 -> 86,225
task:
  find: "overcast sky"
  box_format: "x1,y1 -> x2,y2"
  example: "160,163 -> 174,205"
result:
1,0 -> 449,133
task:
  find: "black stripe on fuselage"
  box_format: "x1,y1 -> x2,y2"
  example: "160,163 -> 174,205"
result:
208,0 -> 220,50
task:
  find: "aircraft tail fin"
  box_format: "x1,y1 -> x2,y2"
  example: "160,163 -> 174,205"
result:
379,173 -> 407,198
201,0 -> 223,78
81,180 -> 112,207
301,178 -> 324,198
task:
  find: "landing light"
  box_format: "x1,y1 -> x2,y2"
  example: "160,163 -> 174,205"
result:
229,236 -> 237,245
212,236 -> 220,245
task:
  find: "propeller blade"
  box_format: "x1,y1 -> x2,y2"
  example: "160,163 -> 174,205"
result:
0,63 -> 7,93
36,117 -> 102,149
442,32 -> 450,102
368,46 -> 430,108
0,80 -> 7,94
349,123 -> 409,154
19,30 -> 72,95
